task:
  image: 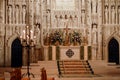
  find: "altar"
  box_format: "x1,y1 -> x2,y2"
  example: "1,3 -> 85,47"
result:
43,45 -> 91,61
59,46 -> 80,60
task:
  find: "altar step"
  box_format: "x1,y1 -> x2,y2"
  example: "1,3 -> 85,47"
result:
57,60 -> 94,77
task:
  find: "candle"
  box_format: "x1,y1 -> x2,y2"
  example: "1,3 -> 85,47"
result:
30,30 -> 33,40
23,30 -> 25,39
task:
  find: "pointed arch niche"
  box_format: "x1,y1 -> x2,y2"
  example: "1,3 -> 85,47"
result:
11,38 -> 22,67
108,38 -> 119,64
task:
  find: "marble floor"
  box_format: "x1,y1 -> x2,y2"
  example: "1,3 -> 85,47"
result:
0,60 -> 120,80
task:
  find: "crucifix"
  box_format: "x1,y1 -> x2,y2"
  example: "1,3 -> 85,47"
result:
63,19 -> 71,46
64,20 -> 70,35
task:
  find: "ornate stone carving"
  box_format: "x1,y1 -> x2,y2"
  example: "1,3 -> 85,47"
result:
118,6 -> 120,24
111,6 -> 115,24
104,6 -> 109,24
66,49 -> 74,58
8,5 -> 12,24
92,24 -> 97,44
15,5 -> 19,24
22,6 -> 26,24
81,10 -> 85,24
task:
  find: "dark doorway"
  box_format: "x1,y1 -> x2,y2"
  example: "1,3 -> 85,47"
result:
11,38 -> 22,67
108,38 -> 119,64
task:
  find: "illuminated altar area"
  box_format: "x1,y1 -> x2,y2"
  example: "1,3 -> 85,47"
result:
42,0 -> 93,60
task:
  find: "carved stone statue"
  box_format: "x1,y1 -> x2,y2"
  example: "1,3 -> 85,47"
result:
111,6 -> 115,24
8,6 -> 12,24
73,15 -> 78,27
118,6 -> 120,24
54,15 -> 58,27
92,24 -> 97,44
47,10 -> 50,27
92,0 -> 97,14
82,0 -> 85,7
105,6 -> 109,24
15,6 -> 19,24
22,6 -> 26,24
35,24 -> 41,45
64,15 -> 68,28
81,10 -> 85,24
68,15 -> 73,27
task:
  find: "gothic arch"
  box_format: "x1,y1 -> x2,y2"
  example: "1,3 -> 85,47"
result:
11,38 -> 22,67
6,34 -> 21,66
106,35 -> 120,64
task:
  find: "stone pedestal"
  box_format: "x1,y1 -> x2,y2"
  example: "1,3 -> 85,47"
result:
52,46 -> 56,60
44,46 -> 49,61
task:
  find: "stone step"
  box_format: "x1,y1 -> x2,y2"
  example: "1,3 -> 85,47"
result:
61,71 -> 92,74
59,62 -> 88,65
59,65 -> 90,68
60,68 -> 90,71
58,60 -> 94,77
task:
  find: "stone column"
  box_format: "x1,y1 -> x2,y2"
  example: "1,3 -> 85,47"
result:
86,0 -> 92,46
52,46 -> 56,60
22,41 -> 27,66
44,46 -> 49,61
84,46 -> 88,60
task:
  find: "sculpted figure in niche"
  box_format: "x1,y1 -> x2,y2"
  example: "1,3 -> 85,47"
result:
118,6 -> 120,24
82,0 -> 85,7
22,6 -> 26,24
59,15 -> 64,27
74,15 -> 78,27
35,24 -> 41,45
47,10 -> 50,27
64,15 -> 68,28
8,6 -> 12,24
92,24 -> 97,44
69,15 -> 73,27
15,5 -> 19,24
104,6 -> 109,24
111,6 -> 115,24
92,0 -> 97,14
81,10 -> 85,24
54,15 -> 58,27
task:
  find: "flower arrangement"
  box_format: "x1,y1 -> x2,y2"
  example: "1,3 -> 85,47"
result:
71,31 -> 81,45
50,31 -> 63,45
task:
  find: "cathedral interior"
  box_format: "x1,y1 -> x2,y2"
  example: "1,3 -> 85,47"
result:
0,0 -> 120,79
